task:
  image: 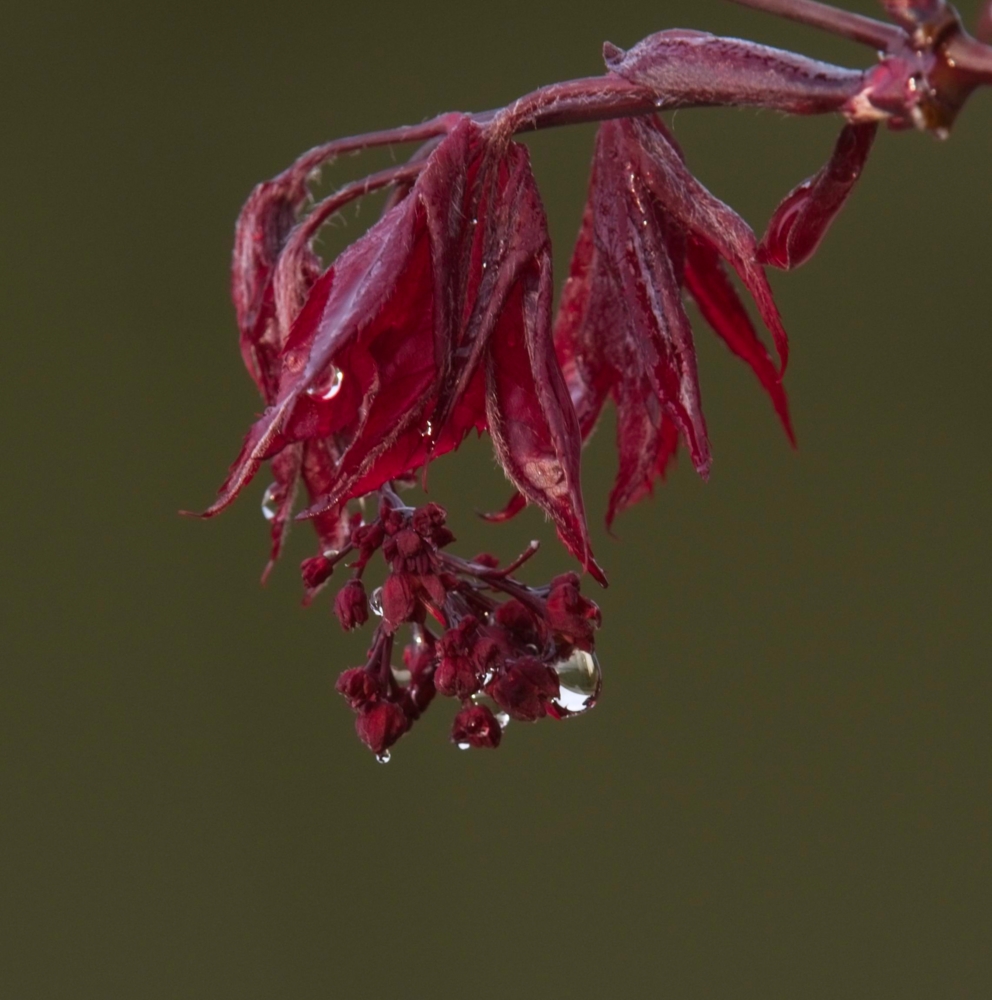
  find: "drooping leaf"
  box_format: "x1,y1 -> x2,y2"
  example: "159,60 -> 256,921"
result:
684,239 -> 795,445
629,115 -> 791,372
759,123 -> 877,271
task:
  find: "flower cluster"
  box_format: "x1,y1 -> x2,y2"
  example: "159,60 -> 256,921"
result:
198,0 -> 992,758
321,491 -> 601,758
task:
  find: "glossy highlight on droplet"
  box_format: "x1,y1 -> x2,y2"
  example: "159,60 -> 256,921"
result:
551,649 -> 602,717
305,367 -> 343,401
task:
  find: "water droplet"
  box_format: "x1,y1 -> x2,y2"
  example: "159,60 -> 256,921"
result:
370,587 -> 383,616
306,367 -> 343,401
261,483 -> 279,522
551,649 -> 602,718
375,750 -> 391,764
457,742 -> 471,751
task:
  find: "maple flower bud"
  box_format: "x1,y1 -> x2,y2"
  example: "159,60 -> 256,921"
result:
300,554 -> 334,592
355,702 -> 409,756
435,617 -> 484,698
380,572 -> 418,629
335,667 -> 381,711
412,503 -> 455,548
487,658 -> 560,722
545,572 -> 601,651
334,579 -> 369,631
451,705 -> 503,749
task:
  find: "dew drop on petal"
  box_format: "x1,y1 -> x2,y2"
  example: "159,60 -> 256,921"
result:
370,587 -> 383,617
306,367 -> 343,401
261,483 -> 279,522
375,750 -> 391,764
551,649 -> 602,718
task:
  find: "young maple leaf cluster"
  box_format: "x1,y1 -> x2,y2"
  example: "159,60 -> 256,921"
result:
200,0 -> 992,759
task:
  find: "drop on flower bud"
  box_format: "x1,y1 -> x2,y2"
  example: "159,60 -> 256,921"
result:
487,658 -> 560,723
451,705 -> 503,749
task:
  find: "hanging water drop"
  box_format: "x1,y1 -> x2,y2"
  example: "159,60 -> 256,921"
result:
375,750 -> 391,764
306,367 -> 343,401
457,742 -> 471,751
551,649 -> 602,717
260,483 -> 279,522
369,587 -> 383,617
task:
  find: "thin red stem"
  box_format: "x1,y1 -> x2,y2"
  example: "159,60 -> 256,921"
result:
491,541 -> 541,579
490,76 -> 662,134
293,162 -> 425,245
286,113 -> 464,183
725,0 -> 901,49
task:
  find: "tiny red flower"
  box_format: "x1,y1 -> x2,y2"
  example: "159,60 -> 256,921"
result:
451,705 -> 503,749
334,579 -> 369,632
487,657 -> 560,723
335,668 -> 381,712
380,573 -> 419,630
545,572 -> 601,652
355,702 -> 409,757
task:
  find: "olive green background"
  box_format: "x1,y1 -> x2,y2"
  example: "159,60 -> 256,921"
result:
2,1 -> 990,996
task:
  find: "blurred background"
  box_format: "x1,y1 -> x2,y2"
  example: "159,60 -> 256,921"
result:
2,1 -> 990,996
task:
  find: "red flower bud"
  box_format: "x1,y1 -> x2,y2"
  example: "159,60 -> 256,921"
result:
355,702 -> 409,756
545,572 -> 601,651
301,554 -> 335,592
334,579 -> 369,631
380,572 -> 418,629
435,653 -> 480,698
335,667 -> 381,711
487,658 -> 560,722
451,704 -> 503,749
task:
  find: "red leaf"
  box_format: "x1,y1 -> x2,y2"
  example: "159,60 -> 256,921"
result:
483,158 -> 603,584
684,239 -> 795,445
554,121 -> 708,526
629,115 -> 791,372
231,176 -> 315,403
